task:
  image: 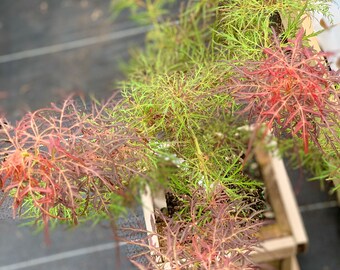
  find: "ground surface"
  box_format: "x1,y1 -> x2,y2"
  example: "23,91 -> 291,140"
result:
0,1 -> 339,270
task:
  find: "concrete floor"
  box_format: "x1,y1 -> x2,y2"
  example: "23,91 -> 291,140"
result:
0,1 -> 339,270
0,0 -> 145,122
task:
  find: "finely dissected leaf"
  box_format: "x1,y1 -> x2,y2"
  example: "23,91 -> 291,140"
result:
0,98 -> 150,239
229,28 -> 340,154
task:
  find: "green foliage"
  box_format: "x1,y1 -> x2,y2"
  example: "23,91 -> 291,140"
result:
110,0 -> 176,24
120,67 -> 233,139
111,0 -> 337,201
115,0 -> 332,83
118,1 -> 219,80
18,191 -> 129,231
214,0 -> 332,62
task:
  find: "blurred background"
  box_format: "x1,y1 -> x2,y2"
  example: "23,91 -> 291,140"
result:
0,1 -> 339,270
0,0 -> 147,122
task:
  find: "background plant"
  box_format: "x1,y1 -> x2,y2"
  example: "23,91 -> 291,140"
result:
214,0 -> 331,62
110,0 -> 177,25
114,0 -> 219,80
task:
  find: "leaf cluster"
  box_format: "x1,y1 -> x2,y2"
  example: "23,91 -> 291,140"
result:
0,98 -> 150,239
230,28 -> 340,155
124,186 -> 265,270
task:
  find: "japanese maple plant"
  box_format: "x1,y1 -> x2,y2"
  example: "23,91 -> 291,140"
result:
229,28 -> 340,156
0,98 -> 150,242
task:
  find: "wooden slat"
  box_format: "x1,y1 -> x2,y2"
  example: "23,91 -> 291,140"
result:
140,185 -> 161,250
255,145 -> 291,238
281,256 -> 301,270
280,10 -> 321,51
271,151 -> 309,252
300,14 -> 322,51
251,236 -> 297,263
